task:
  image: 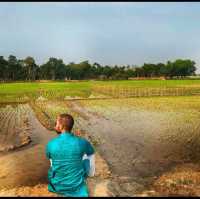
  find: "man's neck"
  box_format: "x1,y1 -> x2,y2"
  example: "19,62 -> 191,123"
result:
61,130 -> 71,134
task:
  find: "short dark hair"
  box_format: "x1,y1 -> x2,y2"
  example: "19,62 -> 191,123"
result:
59,113 -> 74,132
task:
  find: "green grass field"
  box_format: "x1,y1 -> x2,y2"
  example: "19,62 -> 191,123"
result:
95,79 -> 200,87
1,79 -> 200,102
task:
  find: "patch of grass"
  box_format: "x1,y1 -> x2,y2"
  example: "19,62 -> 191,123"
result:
176,178 -> 193,185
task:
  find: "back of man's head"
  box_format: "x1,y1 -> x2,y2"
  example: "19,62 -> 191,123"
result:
58,113 -> 74,132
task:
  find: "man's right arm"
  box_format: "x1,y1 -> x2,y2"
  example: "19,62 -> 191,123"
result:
82,154 -> 95,177
84,139 -> 95,156
82,139 -> 95,177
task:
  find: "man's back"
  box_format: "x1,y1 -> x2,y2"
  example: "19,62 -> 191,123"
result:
46,132 -> 95,197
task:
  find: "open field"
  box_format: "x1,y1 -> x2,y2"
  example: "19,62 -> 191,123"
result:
1,79 -> 200,102
1,80 -> 200,196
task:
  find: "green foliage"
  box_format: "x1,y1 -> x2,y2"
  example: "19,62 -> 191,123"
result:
40,58 -> 66,80
0,56 -> 8,80
135,59 -> 196,78
0,55 -> 197,81
24,56 -> 38,81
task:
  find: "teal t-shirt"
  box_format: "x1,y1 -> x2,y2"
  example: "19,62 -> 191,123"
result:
45,132 -> 95,197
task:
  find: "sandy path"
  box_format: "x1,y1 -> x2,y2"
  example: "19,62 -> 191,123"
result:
0,105 -> 55,189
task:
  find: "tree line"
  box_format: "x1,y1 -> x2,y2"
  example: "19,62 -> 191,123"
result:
0,55 -> 197,81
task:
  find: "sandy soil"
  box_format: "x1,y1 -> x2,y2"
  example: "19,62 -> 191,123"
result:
0,152 -> 113,197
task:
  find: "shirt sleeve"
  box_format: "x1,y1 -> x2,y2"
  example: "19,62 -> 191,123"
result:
82,154 -> 95,177
88,154 -> 95,177
83,139 -> 95,156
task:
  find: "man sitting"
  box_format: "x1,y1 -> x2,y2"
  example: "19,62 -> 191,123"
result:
46,113 -> 95,197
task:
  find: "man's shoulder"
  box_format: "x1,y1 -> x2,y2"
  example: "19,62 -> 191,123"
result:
70,133 -> 85,141
47,136 -> 59,147
75,135 -> 87,142
77,136 -> 92,147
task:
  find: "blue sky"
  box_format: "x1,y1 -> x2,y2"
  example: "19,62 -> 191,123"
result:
0,2 -> 200,72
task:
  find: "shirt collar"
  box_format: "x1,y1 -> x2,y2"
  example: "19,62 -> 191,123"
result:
60,131 -> 73,137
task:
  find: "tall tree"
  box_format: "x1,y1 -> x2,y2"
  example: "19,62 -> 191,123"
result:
24,56 -> 38,81
7,55 -> 19,80
0,56 -> 8,81
40,58 -> 66,80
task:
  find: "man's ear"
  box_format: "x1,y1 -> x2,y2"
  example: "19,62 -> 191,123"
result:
54,119 -> 61,132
